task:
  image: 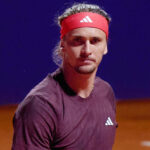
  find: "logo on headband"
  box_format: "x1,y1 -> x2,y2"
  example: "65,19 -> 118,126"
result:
80,16 -> 93,23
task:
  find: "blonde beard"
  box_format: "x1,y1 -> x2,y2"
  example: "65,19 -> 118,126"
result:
74,65 -> 97,74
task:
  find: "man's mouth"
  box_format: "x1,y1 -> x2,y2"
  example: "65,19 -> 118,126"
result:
78,58 -> 95,65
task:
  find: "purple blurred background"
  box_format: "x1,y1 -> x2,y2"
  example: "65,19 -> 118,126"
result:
0,0 -> 150,105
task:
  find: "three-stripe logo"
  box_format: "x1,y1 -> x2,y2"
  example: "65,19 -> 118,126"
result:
80,16 -> 93,23
105,117 -> 114,126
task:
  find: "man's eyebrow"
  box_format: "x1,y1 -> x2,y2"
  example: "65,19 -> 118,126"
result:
92,36 -> 102,40
71,34 -> 83,37
70,35 -> 85,40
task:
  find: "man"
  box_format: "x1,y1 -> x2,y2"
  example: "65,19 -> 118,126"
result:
12,3 -> 117,150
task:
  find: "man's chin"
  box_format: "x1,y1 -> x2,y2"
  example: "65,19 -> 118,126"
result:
75,66 -> 96,74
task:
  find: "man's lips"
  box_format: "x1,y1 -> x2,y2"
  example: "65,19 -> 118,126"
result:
78,58 -> 95,65
79,57 -> 95,62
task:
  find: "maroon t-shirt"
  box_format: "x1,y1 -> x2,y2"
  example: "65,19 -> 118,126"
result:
12,69 -> 117,150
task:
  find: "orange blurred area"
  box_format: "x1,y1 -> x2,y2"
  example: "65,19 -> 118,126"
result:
0,99 -> 150,150
114,99 -> 150,150
0,105 -> 16,149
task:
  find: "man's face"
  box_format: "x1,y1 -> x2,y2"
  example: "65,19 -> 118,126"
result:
61,27 -> 108,74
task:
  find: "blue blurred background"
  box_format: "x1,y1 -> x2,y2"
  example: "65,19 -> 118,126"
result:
0,0 -> 150,105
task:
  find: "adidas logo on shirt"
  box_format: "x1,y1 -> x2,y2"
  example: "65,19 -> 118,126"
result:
80,16 -> 93,23
105,117 -> 114,126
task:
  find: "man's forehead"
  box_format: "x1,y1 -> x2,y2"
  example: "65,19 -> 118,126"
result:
67,27 -> 106,38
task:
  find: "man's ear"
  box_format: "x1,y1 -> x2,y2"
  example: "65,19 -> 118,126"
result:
60,40 -> 65,52
103,45 -> 108,55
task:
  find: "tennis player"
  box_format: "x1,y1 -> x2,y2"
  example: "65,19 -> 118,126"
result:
12,3 -> 117,150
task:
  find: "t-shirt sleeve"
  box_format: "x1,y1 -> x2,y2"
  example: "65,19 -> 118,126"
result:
12,95 -> 57,150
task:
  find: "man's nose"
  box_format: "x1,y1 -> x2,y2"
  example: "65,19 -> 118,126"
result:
81,40 -> 92,57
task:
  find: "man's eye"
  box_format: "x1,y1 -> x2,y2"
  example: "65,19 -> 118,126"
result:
74,37 -> 82,42
90,38 -> 101,44
70,37 -> 84,46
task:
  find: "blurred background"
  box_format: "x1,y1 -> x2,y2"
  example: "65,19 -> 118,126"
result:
0,0 -> 150,149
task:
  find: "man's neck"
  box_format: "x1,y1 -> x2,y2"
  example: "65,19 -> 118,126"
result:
62,65 -> 97,98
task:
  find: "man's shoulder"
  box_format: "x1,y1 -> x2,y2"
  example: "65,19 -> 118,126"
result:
15,69 -> 64,119
95,76 -> 115,99
95,76 -> 112,90
95,76 -> 116,110
27,68 -> 62,99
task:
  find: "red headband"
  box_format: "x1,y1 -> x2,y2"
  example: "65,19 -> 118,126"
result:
60,12 -> 109,39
